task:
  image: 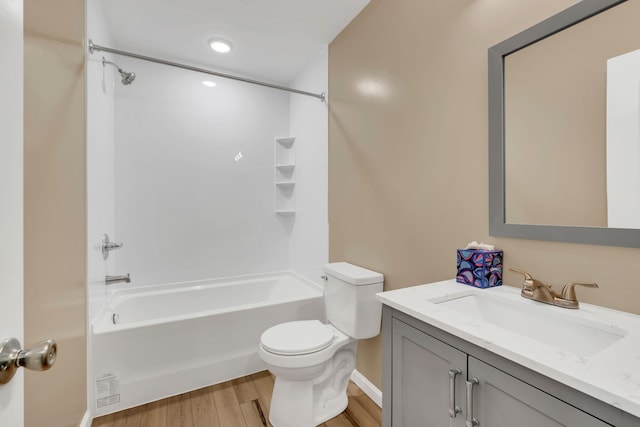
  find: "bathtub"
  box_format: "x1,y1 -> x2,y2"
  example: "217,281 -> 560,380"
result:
91,272 -> 325,417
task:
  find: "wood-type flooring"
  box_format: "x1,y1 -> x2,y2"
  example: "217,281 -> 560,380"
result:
91,370 -> 381,427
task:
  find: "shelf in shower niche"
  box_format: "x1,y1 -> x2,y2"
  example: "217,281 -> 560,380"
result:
275,164 -> 296,171
274,136 -> 296,214
275,137 -> 295,147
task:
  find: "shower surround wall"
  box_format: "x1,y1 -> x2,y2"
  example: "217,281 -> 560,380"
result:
87,0 -> 116,308
113,58 -> 291,286
87,2 -> 117,421
87,30 -> 329,305
288,48 -> 329,280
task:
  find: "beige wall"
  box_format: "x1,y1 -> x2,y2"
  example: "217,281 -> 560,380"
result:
24,0 -> 87,425
329,0 -> 640,389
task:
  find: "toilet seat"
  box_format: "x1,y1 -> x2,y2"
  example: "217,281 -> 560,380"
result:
261,320 -> 334,356
259,323 -> 352,370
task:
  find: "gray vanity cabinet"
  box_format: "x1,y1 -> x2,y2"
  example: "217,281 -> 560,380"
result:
382,306 -> 632,427
391,319 -> 466,426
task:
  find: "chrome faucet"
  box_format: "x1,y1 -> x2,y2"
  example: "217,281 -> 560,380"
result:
105,274 -> 131,285
509,269 -> 597,309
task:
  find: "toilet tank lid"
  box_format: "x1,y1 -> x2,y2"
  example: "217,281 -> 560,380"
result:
323,262 -> 384,286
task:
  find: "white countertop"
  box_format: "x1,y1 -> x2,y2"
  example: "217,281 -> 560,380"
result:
377,280 -> 640,418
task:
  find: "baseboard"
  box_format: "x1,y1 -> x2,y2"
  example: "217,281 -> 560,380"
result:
78,410 -> 92,427
350,369 -> 382,408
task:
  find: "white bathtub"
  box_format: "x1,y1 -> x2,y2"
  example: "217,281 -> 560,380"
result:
91,272 -> 325,417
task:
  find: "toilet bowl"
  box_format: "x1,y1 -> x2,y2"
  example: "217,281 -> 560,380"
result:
259,321 -> 356,427
258,262 -> 384,427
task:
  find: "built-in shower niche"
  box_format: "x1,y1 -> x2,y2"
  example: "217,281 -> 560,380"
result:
275,136 -> 296,215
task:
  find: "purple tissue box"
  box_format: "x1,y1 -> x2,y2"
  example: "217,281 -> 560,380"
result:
456,249 -> 503,288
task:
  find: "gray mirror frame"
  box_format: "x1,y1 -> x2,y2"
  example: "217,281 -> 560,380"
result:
487,0 -> 640,248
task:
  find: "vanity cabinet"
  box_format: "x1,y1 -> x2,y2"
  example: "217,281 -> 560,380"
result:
391,319 -> 466,426
383,306 -> 639,427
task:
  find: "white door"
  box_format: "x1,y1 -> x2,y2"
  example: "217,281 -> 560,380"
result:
0,0 -> 24,426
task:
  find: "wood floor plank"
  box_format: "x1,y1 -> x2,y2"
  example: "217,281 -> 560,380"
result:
256,398 -> 273,427
345,395 -> 379,427
232,375 -> 260,403
181,393 -> 195,426
91,413 -> 114,427
166,394 -> 194,427
89,371 -> 380,427
165,396 -> 181,427
346,379 -> 382,424
346,381 -> 364,397
353,394 -> 381,425
324,413 -> 356,427
250,371 -> 275,414
123,405 -> 146,427
108,410 -> 127,427
239,399 -> 271,427
138,398 -> 167,427
213,380 -> 247,427
191,386 -> 220,427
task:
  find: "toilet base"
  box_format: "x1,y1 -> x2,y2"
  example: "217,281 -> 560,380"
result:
269,378 -> 315,427
268,341 -> 357,427
311,392 -> 348,425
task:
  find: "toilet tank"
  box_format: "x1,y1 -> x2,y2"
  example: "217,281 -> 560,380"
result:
323,262 -> 384,339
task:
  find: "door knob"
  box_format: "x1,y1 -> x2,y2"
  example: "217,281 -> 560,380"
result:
0,338 -> 57,384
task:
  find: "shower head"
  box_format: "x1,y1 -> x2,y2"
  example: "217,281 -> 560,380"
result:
120,70 -> 136,85
102,57 -> 136,85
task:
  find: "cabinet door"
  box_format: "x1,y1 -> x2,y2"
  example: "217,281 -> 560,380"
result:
468,357 -> 611,427
392,319 -> 467,427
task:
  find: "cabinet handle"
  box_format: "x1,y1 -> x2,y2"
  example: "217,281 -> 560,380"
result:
448,368 -> 462,418
465,377 -> 480,427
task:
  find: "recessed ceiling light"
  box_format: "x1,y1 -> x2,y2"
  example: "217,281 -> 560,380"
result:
209,38 -> 232,54
202,80 -> 217,87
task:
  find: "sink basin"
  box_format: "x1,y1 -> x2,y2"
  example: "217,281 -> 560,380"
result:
435,293 -> 627,358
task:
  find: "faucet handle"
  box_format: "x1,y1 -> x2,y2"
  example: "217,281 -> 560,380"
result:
509,268 -> 557,303
509,268 -> 535,285
509,268 -> 535,293
560,282 -> 598,302
101,233 -> 124,260
508,268 -> 533,280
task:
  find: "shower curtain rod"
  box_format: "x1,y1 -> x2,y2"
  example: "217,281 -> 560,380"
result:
88,40 -> 326,101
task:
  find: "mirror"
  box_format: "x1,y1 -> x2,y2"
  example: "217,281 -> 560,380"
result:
489,0 -> 640,248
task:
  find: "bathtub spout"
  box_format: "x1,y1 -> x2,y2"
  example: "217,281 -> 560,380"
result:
105,274 -> 131,285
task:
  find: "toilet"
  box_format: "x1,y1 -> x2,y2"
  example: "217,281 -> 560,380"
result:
258,262 -> 384,427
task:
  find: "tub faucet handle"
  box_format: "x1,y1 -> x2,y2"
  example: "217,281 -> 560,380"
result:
101,233 -> 124,260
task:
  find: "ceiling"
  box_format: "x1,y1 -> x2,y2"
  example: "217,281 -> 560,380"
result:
99,0 -> 370,85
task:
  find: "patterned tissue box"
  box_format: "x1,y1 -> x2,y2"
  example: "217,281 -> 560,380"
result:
456,249 -> 503,288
